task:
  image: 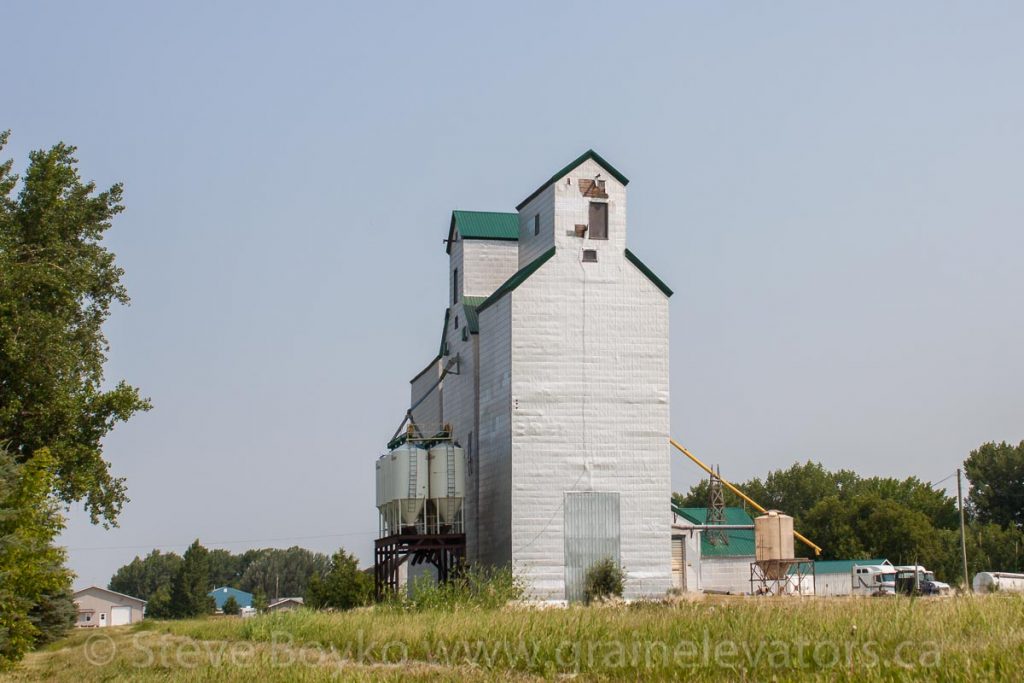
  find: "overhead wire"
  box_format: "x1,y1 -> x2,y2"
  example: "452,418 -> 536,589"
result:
66,529 -> 377,552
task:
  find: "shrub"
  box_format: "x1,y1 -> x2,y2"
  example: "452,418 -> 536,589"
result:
221,595 -> 241,616
584,557 -> 625,604
386,565 -> 525,611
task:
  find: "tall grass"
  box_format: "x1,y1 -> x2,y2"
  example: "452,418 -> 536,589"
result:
389,565 -> 525,611
138,594 -> 1024,681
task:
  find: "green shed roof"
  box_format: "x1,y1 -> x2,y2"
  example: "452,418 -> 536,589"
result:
672,506 -> 756,558
447,211 -> 519,254
461,296 -> 487,334
811,558 -> 890,575
516,149 -> 630,211
476,247 -> 556,314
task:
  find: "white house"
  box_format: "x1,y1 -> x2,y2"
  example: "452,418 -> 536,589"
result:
406,150 -> 673,601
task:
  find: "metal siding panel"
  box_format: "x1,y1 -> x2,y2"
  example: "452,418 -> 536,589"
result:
564,492 -> 620,602
463,240 -> 519,299
476,296 -> 513,567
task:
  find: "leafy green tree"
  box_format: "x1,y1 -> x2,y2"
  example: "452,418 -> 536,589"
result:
799,495 -> 866,560
0,131 -> 150,526
305,549 -> 371,610
208,549 -> 246,588
965,441 -> 1024,530
251,588 -> 268,613
674,461 -> 957,532
145,584 -> 174,619
0,449 -> 73,669
220,595 -> 241,616
109,550 -> 182,603
239,546 -> 330,599
169,540 -> 214,618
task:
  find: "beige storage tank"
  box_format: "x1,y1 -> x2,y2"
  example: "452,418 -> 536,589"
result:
428,443 -> 466,526
756,510 -> 795,564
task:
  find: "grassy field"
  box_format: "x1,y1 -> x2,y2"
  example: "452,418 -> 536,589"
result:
6,595 -> 1023,681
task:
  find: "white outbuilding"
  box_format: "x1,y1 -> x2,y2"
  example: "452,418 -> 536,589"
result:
404,150 -> 674,601
73,586 -> 146,627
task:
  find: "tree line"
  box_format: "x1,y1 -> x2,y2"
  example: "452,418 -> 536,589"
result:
672,441 -> 1024,584
108,541 -> 371,618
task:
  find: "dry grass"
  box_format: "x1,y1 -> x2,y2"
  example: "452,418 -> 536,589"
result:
6,594 -> 1023,681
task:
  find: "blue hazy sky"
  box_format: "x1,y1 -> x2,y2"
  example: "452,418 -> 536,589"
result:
6,2 -> 1023,587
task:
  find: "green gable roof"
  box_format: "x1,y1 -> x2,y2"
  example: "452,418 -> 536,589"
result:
476,247 -> 556,314
447,211 -> 519,254
516,149 -> 630,211
672,506 -> 756,558
624,249 -> 673,297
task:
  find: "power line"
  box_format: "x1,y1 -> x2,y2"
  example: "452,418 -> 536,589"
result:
930,471 -> 958,489
66,530 -> 377,552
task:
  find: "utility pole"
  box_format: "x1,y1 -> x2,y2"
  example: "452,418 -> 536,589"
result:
957,468 -> 970,591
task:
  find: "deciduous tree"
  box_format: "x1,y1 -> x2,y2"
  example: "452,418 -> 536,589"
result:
305,549 -> 370,610
0,131 -> 150,526
0,449 -> 73,668
965,441 -> 1024,530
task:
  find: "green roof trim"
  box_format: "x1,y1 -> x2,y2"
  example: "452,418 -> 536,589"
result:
672,506 -> 756,558
447,211 -> 519,254
461,296 -> 487,334
624,248 -> 673,297
516,149 -> 630,211
477,247 -> 556,314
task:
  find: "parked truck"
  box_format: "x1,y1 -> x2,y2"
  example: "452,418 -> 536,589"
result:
851,564 -> 897,596
894,565 -> 951,596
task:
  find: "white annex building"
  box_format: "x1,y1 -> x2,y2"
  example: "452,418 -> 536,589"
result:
405,150 -> 674,601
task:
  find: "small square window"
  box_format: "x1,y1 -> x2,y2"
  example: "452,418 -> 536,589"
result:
582,249 -> 598,263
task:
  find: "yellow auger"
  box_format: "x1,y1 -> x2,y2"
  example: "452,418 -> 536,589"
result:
670,438 -> 822,556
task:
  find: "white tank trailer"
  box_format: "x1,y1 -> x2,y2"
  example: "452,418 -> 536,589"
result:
973,572 -> 1024,594
755,510 -> 795,580
375,440 -> 465,536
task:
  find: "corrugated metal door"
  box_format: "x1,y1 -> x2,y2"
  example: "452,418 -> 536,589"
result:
671,536 -> 685,590
564,492 -> 621,602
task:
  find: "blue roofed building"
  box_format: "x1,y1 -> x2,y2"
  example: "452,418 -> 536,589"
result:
207,586 -> 253,611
